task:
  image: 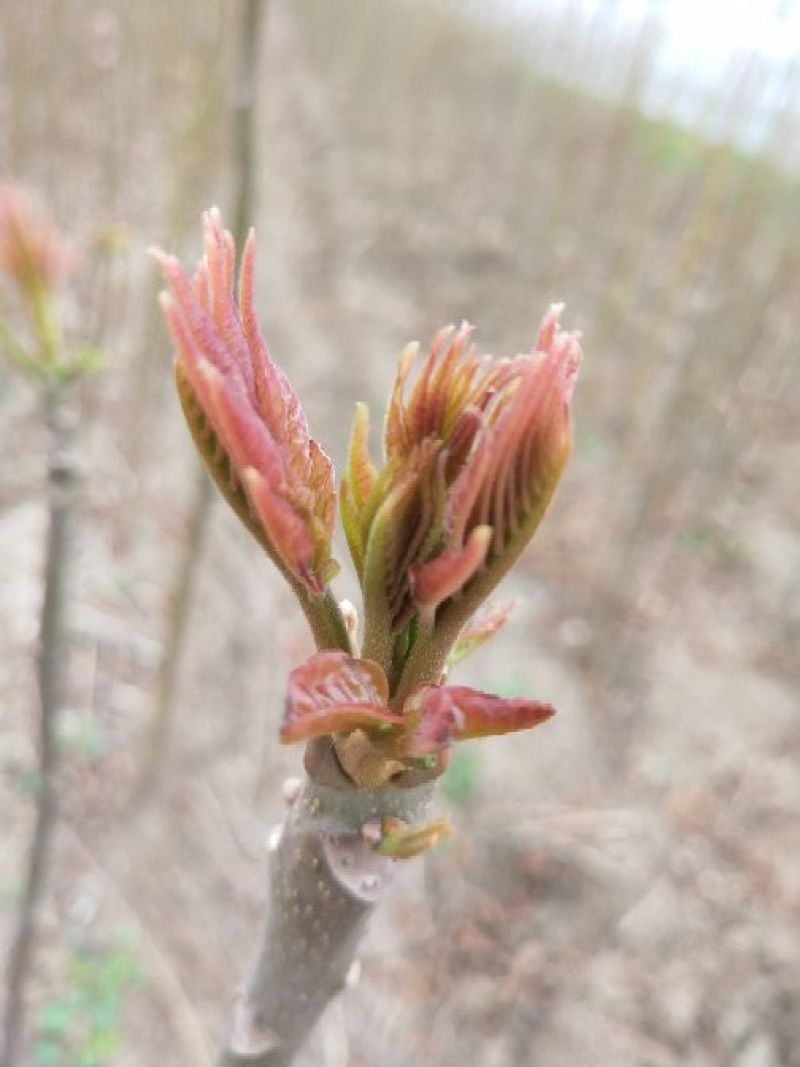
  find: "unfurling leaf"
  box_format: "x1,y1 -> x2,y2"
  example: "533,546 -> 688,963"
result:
365,815 -> 453,859
281,651 -> 556,780
281,651 -> 405,744
410,525 -> 492,627
401,685 -> 555,756
154,208 -> 338,597
449,601 -> 515,666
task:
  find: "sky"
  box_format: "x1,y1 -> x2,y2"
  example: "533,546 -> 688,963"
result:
505,0 -> 800,60
492,0 -> 800,159
574,0 -> 800,63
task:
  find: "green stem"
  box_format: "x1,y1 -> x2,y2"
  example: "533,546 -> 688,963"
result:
29,280 -> 62,368
293,584 -> 352,654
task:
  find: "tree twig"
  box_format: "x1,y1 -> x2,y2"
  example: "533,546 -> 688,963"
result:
2,386 -> 76,1067
133,0 -> 269,802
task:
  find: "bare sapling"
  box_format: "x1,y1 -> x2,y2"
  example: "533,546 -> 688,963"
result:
134,0 -> 270,803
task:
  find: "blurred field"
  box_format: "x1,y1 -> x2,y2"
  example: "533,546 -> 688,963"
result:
1,1 -> 799,1064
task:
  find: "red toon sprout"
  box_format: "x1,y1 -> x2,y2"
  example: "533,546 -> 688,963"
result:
153,209 -> 338,597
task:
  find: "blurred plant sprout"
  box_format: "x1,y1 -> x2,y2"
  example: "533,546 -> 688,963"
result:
154,207 -> 581,1066
0,185 -> 104,383
0,182 -> 105,1067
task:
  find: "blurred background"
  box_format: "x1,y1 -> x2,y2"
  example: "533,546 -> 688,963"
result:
1,0 -> 799,1064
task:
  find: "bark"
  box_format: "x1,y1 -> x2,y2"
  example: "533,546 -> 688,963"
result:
217,740 -> 437,1067
1,388 -> 75,1067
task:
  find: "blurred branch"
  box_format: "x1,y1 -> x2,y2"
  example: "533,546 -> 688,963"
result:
1,384 -> 76,1067
132,465 -> 212,801
133,0 -> 269,803
232,0 -> 264,256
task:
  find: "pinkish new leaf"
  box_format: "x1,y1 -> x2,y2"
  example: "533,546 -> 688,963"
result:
401,685 -> 555,756
154,209 -> 338,597
347,308 -> 581,675
449,601 -> 515,666
410,525 -> 492,626
0,182 -> 77,295
281,651 -> 405,744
